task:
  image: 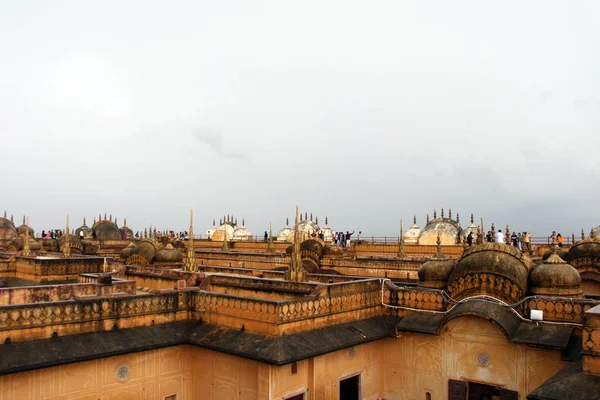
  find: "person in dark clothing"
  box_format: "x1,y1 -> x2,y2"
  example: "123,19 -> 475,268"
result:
467,232 -> 473,246
264,231 -> 268,242
345,231 -> 355,247
486,231 -> 492,242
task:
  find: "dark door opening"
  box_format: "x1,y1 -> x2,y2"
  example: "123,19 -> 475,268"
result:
340,374 -> 360,400
448,380 -> 518,400
285,394 -> 304,400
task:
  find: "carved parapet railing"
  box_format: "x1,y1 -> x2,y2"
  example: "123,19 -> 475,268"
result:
0,291 -> 192,342
523,297 -> 598,324
447,272 -> 525,306
384,281 -> 447,312
194,292 -> 280,324
353,243 -> 464,257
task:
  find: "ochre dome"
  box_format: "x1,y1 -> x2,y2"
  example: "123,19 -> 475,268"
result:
530,251 -> 582,297
16,224 -> 34,237
133,239 -> 161,264
57,234 -> 83,254
42,239 -> 58,252
155,244 -> 183,263
93,220 -> 122,241
120,242 -> 136,261
418,258 -> 455,289
448,242 -> 532,303
0,218 -> 17,241
120,226 -> 134,239
418,218 -> 461,245
566,239 -> 600,263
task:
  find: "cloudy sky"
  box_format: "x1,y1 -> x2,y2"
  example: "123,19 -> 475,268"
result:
1,1 -> 599,237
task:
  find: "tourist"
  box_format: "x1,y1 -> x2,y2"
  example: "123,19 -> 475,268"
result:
523,231 -> 531,254
467,232 -> 473,246
264,231 -> 268,242
511,232 -> 518,247
80,230 -> 85,240
357,231 -> 362,244
486,231 -> 492,243
496,230 -> 505,244
345,231 -> 354,247
557,233 -> 564,247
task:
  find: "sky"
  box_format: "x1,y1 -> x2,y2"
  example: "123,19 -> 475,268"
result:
0,1 -> 599,237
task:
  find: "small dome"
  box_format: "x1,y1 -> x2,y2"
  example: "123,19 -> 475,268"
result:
404,220 -> 421,245
75,219 -> 94,239
120,242 -> 136,260
120,226 -> 134,239
133,239 -> 161,264
26,239 -> 42,251
232,222 -> 253,241
566,238 -> 600,263
448,242 -> 532,303
277,220 -> 292,242
93,220 -> 122,241
0,218 -> 17,241
16,224 -> 34,237
530,249 -> 582,297
155,244 -> 184,263
42,239 -> 58,252
211,223 -> 235,241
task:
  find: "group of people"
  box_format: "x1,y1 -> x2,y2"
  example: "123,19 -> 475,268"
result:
465,230 -> 533,253
40,230 -> 65,239
334,231 -> 355,247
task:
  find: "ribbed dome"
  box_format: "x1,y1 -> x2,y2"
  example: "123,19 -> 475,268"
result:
120,226 -> 133,239
57,234 -> 83,254
0,218 -> 17,241
277,220 -> 292,242
120,242 -> 136,261
27,239 -> 42,251
418,246 -> 455,289
566,238 -> 600,263
448,242 -> 532,303
404,224 -> 422,245
232,222 -> 253,241
155,244 -> 183,263
75,221 -> 93,239
92,220 -> 122,241
530,249 -> 582,297
419,216 -> 462,245
132,239 -> 161,264
16,224 -> 34,237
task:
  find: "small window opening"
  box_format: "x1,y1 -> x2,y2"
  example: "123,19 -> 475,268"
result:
291,362 -> 298,374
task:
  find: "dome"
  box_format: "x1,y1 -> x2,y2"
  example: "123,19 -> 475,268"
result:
232,220 -> 253,241
42,239 -> 58,252
16,218 -> 34,237
404,217 -> 421,245
120,242 -> 136,261
211,223 -> 236,242
155,244 -> 184,263
288,219 -> 320,243
120,226 -> 134,239
57,234 -> 83,254
81,239 -> 97,255
0,217 -> 17,241
418,244 -> 455,289
93,220 -> 122,241
566,238 -> 600,264
276,219 -> 292,242
448,242 -> 532,303
418,211 -> 462,245
75,218 -> 94,239
24,239 -> 42,252
530,249 -> 582,297
132,239 -> 161,264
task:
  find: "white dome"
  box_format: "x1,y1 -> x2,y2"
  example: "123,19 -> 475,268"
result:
404,224 -> 421,244
277,227 -> 292,242
232,226 -> 253,241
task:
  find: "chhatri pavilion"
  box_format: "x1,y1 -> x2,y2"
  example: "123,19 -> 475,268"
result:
0,207 -> 599,400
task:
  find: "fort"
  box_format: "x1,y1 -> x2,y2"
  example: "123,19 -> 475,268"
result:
0,208 -> 599,399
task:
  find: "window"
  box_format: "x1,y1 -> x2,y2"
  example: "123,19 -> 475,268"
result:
291,362 -> 298,375
339,374 -> 360,400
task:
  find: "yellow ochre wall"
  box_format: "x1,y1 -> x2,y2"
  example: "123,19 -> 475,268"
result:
0,316 -> 568,400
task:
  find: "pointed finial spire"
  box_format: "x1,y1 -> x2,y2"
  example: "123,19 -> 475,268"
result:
325,216 -> 328,226
83,216 -> 87,225
305,212 -> 308,221
471,213 -> 474,224
582,228 -> 586,240
104,213 -> 107,220
431,232 -> 445,260
268,221 -> 273,252
185,209 -> 196,271
448,208 -> 452,219
124,218 -> 127,227
572,232 -> 576,244
63,215 -> 71,258
242,218 -> 245,226
22,215 -> 25,224
491,223 -> 496,242
426,213 -> 430,223
456,213 -> 460,224
286,217 -> 289,227
115,217 -> 118,226
433,209 -> 437,219
10,214 -> 13,223
300,213 -> 303,222
213,219 -> 215,227
413,214 -> 417,225
310,213 -> 313,221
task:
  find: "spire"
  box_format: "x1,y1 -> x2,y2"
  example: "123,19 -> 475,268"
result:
491,223 -> 496,243
441,208 -> 444,218
315,216 -> 318,225
398,219 -> 405,257
413,214 -> 417,225
10,214 -> 13,223
471,213 -> 474,224
448,208 -> 452,219
426,214 -> 430,224
99,213 -> 102,221
22,215 -> 25,224
310,213 -> 313,221
582,228 -> 586,240
433,209 -> 437,219
115,217 -> 118,226
300,213 -> 303,222
242,218 -> 245,227
109,214 -> 112,222
222,221 -> 230,251
212,219 -> 216,227
185,210 -> 196,271
432,232 -> 445,260
22,216 -> 31,256
267,221 -> 273,252
476,225 -> 483,244
124,218 -> 127,227
104,213 -> 107,221
325,216 -> 328,226
63,215 -> 71,258
286,217 -> 289,227
456,213 -> 460,224
572,232 -> 576,244
83,216 -> 87,226
286,206 -> 306,282
305,212 -> 308,221
545,232 -> 567,264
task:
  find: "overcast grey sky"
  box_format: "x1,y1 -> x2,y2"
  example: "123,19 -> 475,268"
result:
1,1 -> 599,237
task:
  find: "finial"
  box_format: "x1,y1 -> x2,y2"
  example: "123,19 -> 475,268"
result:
286,217 -> 289,226
83,216 -> 86,225
220,218 -> 222,225
10,214 -> 13,223
476,225 -> 483,244
448,208 -> 452,219
426,213 -> 430,223
491,223 -> 496,242
124,218 -> 127,227
109,214 -> 112,222
315,216 -> 319,225
305,212 -> 308,221
471,213 -> 474,224
432,232 -> 445,260
572,232 -> 576,244
582,228 -> 585,240
413,214 -> 417,225
433,209 -> 437,219
310,213 -> 313,221
104,213 -> 107,220
213,219 -> 215,226
325,216 -> 328,226
441,208 -> 444,218
300,213 -> 303,222
456,213 -> 460,224
115,217 -> 118,226
242,218 -> 245,226
22,215 -> 25,224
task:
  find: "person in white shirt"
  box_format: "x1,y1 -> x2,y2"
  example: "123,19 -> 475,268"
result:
496,229 -> 505,243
